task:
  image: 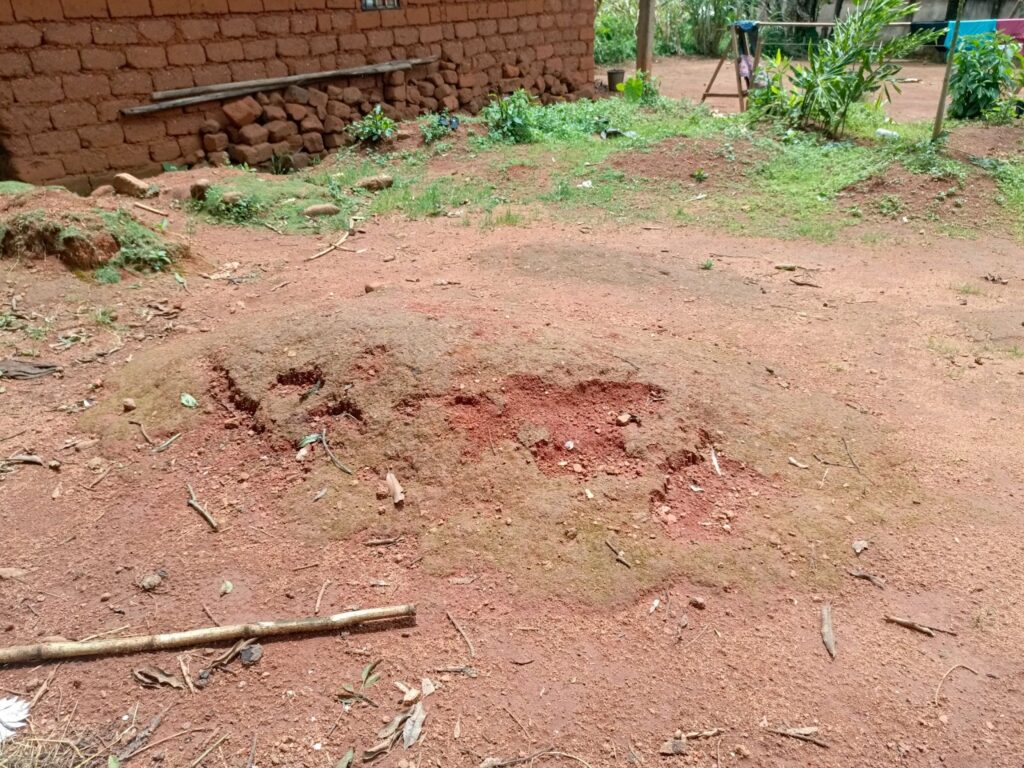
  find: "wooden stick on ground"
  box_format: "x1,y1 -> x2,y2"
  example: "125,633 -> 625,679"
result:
134,202 -> 170,217
306,231 -> 349,261
841,437 -> 864,476
186,484 -> 219,531
767,726 -> 829,749
884,615 -> 957,638
821,603 -> 837,660
320,427 -> 354,475
189,733 -> 228,768
0,604 -> 416,665
604,539 -> 631,568
314,580 -> 331,615
446,610 -> 475,658
934,663 -> 979,706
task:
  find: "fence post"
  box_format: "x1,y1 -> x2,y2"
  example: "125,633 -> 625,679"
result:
932,0 -> 966,141
637,0 -> 655,73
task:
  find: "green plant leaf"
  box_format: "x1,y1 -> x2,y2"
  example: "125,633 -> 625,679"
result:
180,393 -> 198,408
108,757 -> 121,768
297,433 -> 321,448
361,659 -> 381,687
336,748 -> 355,768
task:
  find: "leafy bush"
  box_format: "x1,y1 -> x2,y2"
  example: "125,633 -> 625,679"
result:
348,105 -> 397,144
948,33 -> 1024,120
685,0 -> 741,56
595,6 -> 637,64
750,0 -> 941,138
420,110 -> 460,144
482,90 -> 536,143
617,71 -> 662,105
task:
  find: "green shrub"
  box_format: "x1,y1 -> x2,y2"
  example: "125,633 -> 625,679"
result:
419,110 -> 459,144
949,33 -> 1024,120
482,90 -> 536,143
595,6 -> 637,64
750,0 -> 941,138
348,105 -> 397,144
617,71 -> 661,105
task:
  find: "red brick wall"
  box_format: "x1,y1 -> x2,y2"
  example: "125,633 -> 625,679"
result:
0,0 -> 595,190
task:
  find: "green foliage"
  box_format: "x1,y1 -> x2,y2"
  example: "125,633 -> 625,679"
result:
94,264 -> 121,284
593,0 -> 743,63
94,308 -> 117,326
0,181 -> 36,195
100,210 -> 176,273
419,110 -> 458,144
482,90 -> 537,143
617,71 -> 661,105
750,0 -> 941,138
699,258 -> 715,269
594,6 -> 637,64
348,105 -> 397,144
876,193 -> 903,217
686,0 -> 744,56
948,33 -> 1024,120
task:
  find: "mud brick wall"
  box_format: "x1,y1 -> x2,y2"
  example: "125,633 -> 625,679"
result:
0,0 -> 595,192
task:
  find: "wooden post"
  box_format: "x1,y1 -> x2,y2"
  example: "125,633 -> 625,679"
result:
932,0 -> 966,141
636,0 -> 655,73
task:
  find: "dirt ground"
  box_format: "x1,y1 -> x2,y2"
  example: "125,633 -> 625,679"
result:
598,56 -> 948,122
2,121 -> 1024,768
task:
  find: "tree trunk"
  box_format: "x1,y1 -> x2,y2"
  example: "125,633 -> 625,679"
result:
636,0 -> 655,73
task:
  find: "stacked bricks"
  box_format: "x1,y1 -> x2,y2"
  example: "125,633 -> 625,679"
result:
0,0 -> 596,192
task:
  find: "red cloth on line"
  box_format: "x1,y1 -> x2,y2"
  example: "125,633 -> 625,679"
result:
996,19 -> 1024,43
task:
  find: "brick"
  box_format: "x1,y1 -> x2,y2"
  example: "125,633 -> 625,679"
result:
127,46 -> 167,68
228,142 -> 272,165
262,104 -> 286,121
107,145 -> 156,171
227,0 -> 262,9
310,34 -> 337,54
148,139 -> 180,162
12,0 -> 61,20
243,39 -> 276,59
203,131 -> 229,151
277,37 -> 309,57
419,25 -> 442,44
284,103 -> 307,121
302,132 -> 324,153
179,18 -> 218,40
152,68 -> 194,91
299,113 -> 322,132
384,84 -> 405,100
92,22 -> 137,44
123,119 -> 167,143
263,120 -> 295,141
220,16 -> 255,37
308,87 -> 328,109
229,61 -> 268,80
338,32 -> 367,50
0,52 -> 32,77
193,64 -> 232,85
81,48 -> 126,70
192,0 -> 228,10
137,18 -> 175,41
62,73 -> 111,99
168,44 -> 205,66
478,19 -> 498,35
366,28 -> 392,46
30,129 -> 81,155
223,95 -> 262,126
326,100 -> 352,118
291,13 -> 315,33
61,0 -> 109,16
355,9 -> 379,29
284,84 -> 310,104
8,156 -> 65,183
42,22 -> 92,44
108,0 -> 149,16
79,123 -> 124,148
0,23 -> 42,47
110,70 -> 152,95
206,41 -> 245,62
47,103 -> 96,131
255,15 -> 288,34
379,8 -> 406,27
13,76 -> 63,103
498,17 -> 517,33
165,114 -> 202,135
178,134 -> 201,154
238,123 -> 268,145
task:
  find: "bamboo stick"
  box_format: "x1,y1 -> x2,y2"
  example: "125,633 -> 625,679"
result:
0,604 -> 416,666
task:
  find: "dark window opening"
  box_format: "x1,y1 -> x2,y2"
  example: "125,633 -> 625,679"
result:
362,0 -> 400,9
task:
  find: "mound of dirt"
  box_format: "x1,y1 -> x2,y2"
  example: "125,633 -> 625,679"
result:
611,137 -> 762,187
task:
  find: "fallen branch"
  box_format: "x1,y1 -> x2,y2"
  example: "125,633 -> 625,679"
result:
134,202 -> 170,217
186,484 -> 219,531
306,231 -> 349,261
884,615 -> 956,638
847,569 -> 885,589
446,610 -> 475,658
314,580 -> 331,615
152,433 -> 181,454
934,663 -> 979,706
841,437 -> 864,476
604,539 -> 631,568
128,420 -> 154,446
0,603 -> 416,665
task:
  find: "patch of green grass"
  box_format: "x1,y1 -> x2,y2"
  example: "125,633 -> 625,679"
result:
99,210 -> 177,274
94,264 -> 121,284
991,160 -> 1024,236
481,206 -> 524,228
953,283 -> 982,296
876,194 -> 904,218
699,258 -> 714,270
0,181 -> 36,195
94,308 -> 117,327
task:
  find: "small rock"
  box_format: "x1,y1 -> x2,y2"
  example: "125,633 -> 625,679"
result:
112,173 -> 155,199
240,643 -> 263,666
735,744 -> 750,759
139,572 -> 163,592
122,398 -> 137,412
90,184 -> 115,198
365,282 -> 386,293
303,203 -> 341,217
86,457 -> 104,471
47,459 -> 61,470
852,539 -> 870,555
616,412 -> 633,426
356,175 -> 394,191
190,179 -> 212,201
99,592 -> 111,602
689,596 -> 706,610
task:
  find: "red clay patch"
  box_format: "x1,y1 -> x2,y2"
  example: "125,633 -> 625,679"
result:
446,375 -> 662,476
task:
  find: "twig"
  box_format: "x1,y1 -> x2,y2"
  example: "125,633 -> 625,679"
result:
314,580 -> 331,615
29,664 -> 60,708
934,663 -> 979,706
847,569 -> 885,589
246,733 -> 257,768
186,484 -> 219,531
535,752 -> 594,768
128,420 -> 154,446
677,624 -> 710,651
263,222 -> 284,235
134,202 -> 170,216
767,727 -> 829,749
85,465 -> 112,490
813,453 -> 855,470
365,537 -> 401,547
841,437 -> 864,476
0,429 -> 28,444
306,231 -> 349,261
320,427 -> 354,475
789,277 -> 821,288
484,747 -> 554,768
884,615 -> 957,638
189,733 -> 228,768
79,624 -> 130,642
445,610 -> 475,658
152,433 -> 181,453
821,603 -> 836,660
503,706 -> 531,740
270,281 -> 290,292
121,727 -> 209,761
291,562 -> 320,572
179,654 -> 196,695
604,539 -> 631,568
202,604 -> 221,626
710,446 -> 722,476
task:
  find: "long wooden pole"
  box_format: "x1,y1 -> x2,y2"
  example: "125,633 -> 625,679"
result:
0,604 -> 416,666
932,0 -> 966,140
636,0 -> 655,73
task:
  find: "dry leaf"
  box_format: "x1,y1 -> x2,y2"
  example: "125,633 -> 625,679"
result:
386,471 -> 405,505
133,666 -> 184,690
378,712 -> 410,740
421,677 -> 436,697
402,700 -> 426,748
